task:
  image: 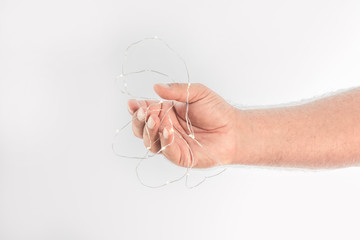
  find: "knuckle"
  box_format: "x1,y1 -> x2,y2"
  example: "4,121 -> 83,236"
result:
132,125 -> 143,139
149,147 -> 158,154
192,83 -> 211,102
169,83 -> 181,88
196,83 -> 206,89
135,131 -> 143,139
143,138 -> 149,149
143,135 -> 159,153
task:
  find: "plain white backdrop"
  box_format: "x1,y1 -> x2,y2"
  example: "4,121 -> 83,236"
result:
1,0 -> 360,239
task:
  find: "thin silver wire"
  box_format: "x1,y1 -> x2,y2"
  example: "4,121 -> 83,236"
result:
113,36 -> 227,188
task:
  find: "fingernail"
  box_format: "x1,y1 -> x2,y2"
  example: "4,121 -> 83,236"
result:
137,108 -> 145,121
163,128 -> 169,139
127,104 -> 134,115
156,83 -> 170,88
147,116 -> 155,129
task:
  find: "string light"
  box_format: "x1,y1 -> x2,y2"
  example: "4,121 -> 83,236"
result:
113,37 -> 227,188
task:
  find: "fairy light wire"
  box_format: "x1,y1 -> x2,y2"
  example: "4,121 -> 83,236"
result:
113,36 -> 227,188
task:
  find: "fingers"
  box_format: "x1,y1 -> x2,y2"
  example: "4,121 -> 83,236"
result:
131,101 -> 148,139
127,99 -> 159,116
128,98 -> 183,165
127,99 -> 139,115
130,99 -> 163,139
153,83 -> 211,103
159,127 -> 183,166
143,114 -> 161,153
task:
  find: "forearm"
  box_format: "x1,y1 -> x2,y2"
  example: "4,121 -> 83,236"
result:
236,88 -> 360,168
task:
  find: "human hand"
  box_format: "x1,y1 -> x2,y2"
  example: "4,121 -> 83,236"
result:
127,83 -> 244,168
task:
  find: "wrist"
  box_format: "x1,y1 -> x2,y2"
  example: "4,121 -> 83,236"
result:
231,107 -> 254,165
232,107 -> 279,166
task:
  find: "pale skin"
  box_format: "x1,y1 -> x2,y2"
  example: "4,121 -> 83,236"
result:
127,83 -> 360,169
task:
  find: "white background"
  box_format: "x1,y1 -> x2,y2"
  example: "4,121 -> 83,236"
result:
1,0 -> 360,239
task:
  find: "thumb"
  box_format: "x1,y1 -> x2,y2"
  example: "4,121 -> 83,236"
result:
153,83 -> 210,103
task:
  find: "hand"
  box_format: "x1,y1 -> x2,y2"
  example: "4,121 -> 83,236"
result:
127,83 -> 243,168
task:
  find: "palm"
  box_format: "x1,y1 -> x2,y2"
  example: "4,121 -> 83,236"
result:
159,93 -> 237,168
